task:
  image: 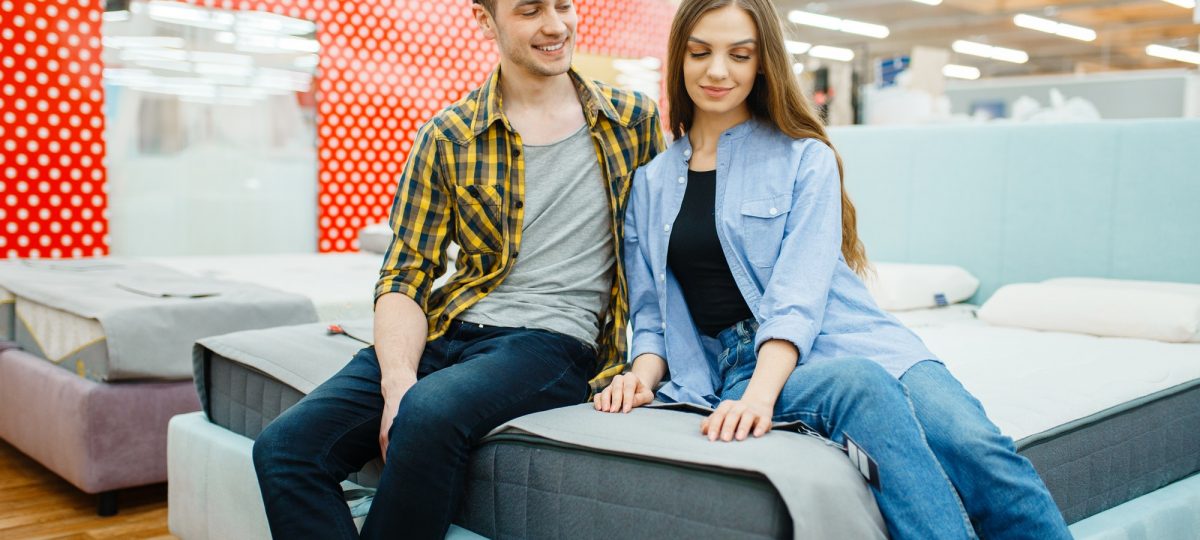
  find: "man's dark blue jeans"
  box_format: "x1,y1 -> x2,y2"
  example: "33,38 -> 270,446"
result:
252,320 -> 595,539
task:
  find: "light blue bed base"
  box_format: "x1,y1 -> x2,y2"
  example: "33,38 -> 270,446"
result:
829,119 -> 1200,538
830,119 -> 1200,303
1068,472 -> 1200,540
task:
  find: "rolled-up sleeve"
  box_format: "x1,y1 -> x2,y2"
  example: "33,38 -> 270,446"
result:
624,167 -> 667,360
374,122 -> 452,311
754,142 -> 842,360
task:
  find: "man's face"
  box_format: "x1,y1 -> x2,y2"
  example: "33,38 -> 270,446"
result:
476,0 -> 578,78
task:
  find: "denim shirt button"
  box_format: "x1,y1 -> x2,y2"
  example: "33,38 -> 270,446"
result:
658,273 -> 665,282
769,207 -> 778,215
683,148 -> 692,158
663,224 -> 671,233
677,176 -> 685,184
661,322 -> 668,330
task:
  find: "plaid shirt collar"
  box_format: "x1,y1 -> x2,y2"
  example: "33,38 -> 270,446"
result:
467,67 -> 624,141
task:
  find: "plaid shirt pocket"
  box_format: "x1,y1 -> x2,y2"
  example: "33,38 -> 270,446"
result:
453,184 -> 506,254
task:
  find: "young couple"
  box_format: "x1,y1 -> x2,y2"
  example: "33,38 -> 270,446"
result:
253,0 -> 1072,538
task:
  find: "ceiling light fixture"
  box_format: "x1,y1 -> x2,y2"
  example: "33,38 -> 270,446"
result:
942,64 -> 981,80
1013,14 -> 1096,42
808,45 -> 855,62
1146,44 -> 1200,65
785,40 -> 812,54
788,11 -> 889,39
952,40 -> 1029,64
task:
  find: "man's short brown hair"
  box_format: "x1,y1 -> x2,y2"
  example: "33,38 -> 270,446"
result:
473,0 -> 496,14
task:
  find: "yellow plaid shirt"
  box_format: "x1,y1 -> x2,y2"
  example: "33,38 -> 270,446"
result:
375,68 -> 665,393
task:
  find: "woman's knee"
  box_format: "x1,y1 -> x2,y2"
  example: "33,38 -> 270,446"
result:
811,357 -> 898,398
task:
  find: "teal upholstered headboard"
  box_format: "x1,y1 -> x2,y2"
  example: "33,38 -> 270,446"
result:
829,119 -> 1200,303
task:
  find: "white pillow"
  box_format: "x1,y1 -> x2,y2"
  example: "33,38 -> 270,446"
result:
358,223 -> 392,255
864,263 -> 980,311
1043,277 -> 1200,297
978,282 -> 1200,343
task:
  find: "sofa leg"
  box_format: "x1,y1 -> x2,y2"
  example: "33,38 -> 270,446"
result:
97,491 -> 118,517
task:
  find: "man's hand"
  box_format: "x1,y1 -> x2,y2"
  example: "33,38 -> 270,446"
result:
701,399 -> 773,442
379,372 -> 418,462
593,373 -> 654,413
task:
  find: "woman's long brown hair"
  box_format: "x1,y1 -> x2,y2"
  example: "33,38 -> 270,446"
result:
665,0 -> 869,276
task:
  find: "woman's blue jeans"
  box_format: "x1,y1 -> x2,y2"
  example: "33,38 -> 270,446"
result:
715,319 -> 1072,540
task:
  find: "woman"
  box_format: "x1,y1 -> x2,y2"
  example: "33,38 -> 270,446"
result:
593,1 -> 1071,538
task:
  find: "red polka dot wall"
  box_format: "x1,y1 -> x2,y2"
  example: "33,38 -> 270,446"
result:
0,0 -> 675,259
0,0 -> 107,259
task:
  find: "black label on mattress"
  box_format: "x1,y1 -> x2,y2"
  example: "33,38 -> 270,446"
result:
843,433 -> 881,490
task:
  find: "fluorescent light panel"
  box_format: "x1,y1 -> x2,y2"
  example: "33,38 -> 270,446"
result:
1146,44 -> 1200,65
808,45 -> 855,62
102,36 -> 186,49
952,40 -> 1029,64
942,64 -> 980,80
788,10 -> 889,39
1161,0 -> 1195,8
785,40 -> 812,54
911,0 -> 942,4
1013,14 -> 1096,42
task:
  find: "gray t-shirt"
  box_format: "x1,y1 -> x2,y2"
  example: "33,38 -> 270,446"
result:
459,125 -> 614,346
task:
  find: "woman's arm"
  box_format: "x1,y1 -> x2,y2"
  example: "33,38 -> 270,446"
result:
624,167 -> 669,364
701,340 -> 796,441
594,353 -> 667,413
594,167 -> 669,413
704,141 -> 844,441
752,140 -> 844,361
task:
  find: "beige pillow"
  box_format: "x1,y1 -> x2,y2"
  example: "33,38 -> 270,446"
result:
978,282 -> 1200,343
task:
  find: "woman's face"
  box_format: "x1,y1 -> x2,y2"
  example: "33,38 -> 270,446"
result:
683,4 -> 759,120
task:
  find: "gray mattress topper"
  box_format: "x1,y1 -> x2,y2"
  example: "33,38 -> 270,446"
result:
0,257 -> 318,380
490,405 -> 886,539
194,318 -> 371,408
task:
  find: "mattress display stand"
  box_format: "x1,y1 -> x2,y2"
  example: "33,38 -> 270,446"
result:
0,347 -> 201,516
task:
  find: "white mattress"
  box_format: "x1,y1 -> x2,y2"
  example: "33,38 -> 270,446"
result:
889,303 -> 977,328
913,320 -> 1200,441
149,253 -> 384,321
168,412 -> 488,540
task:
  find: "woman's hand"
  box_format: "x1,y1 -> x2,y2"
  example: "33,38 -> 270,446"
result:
594,373 -> 655,413
701,399 -> 773,441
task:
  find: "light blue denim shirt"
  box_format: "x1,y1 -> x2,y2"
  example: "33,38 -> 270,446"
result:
625,118 -> 938,407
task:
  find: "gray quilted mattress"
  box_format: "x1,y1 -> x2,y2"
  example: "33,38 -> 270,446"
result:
199,353 -> 794,539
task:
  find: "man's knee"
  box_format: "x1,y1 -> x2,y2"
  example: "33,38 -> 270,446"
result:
389,383 -> 467,450
252,420 -> 289,476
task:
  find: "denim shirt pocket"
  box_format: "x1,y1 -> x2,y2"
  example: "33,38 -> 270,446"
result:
739,194 -> 790,267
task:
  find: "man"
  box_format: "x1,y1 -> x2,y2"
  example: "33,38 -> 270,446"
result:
252,0 -> 665,538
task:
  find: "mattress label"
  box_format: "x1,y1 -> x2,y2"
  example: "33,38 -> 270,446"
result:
843,433 -> 880,490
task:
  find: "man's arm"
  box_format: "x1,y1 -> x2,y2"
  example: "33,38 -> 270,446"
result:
373,121 -> 452,460
373,292 -> 427,461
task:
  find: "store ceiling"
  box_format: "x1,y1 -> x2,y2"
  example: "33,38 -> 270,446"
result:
773,0 -> 1200,76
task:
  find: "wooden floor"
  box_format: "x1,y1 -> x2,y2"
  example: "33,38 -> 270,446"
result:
0,439 -> 176,540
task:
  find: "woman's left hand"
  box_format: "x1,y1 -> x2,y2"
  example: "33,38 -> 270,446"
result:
701,399 -> 773,442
